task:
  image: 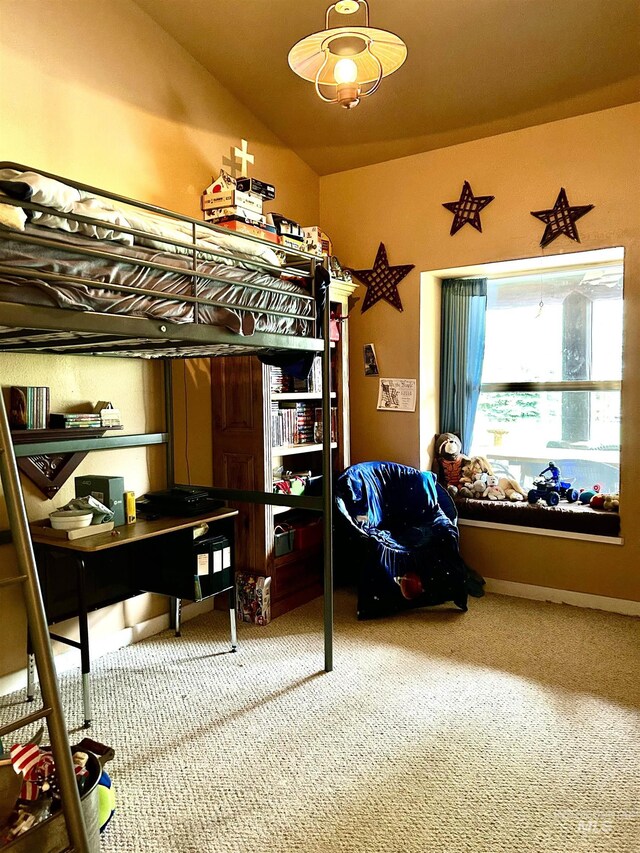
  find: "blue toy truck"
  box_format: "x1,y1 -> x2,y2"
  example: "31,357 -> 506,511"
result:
527,462 -> 579,506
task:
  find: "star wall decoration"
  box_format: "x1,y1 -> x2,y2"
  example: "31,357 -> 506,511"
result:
442,180 -> 495,235
530,187 -> 594,248
348,243 -> 414,314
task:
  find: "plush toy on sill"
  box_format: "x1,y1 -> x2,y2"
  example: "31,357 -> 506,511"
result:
498,476 -> 526,502
434,432 -> 470,496
459,471 -> 489,499
459,455 -> 493,488
483,474 -> 506,501
579,483 -> 602,504
603,493 -> 620,512
591,492 -> 620,512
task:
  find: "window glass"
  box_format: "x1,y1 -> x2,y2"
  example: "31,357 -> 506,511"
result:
471,256 -> 623,497
474,390 -> 620,493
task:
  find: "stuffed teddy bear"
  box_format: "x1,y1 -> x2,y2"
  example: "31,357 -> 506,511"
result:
498,476 -> 526,502
459,455 -> 494,489
434,432 -> 469,496
483,474 -> 506,501
603,493 -> 620,512
459,471 -> 489,499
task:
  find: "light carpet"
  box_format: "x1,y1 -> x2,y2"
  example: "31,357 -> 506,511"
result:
2,590 -> 639,852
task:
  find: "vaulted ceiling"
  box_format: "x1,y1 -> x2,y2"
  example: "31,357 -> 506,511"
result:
133,0 -> 640,176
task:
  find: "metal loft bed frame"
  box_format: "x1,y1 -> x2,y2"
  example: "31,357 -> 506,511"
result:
0,163 -> 336,671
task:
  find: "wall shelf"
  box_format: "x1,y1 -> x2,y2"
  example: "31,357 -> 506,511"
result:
11,429 -> 169,498
271,392 -> 337,401
271,442 -> 338,456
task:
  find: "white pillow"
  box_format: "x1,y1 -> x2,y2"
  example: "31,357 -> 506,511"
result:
0,169 -> 83,212
0,202 -> 27,231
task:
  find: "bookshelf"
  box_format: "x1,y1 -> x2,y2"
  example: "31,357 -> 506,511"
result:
211,276 -> 356,617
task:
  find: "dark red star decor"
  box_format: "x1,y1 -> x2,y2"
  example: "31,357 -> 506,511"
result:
442,180 -> 495,235
348,243 -> 414,314
531,188 -> 594,248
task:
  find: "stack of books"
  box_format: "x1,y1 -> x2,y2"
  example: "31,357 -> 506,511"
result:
49,413 -> 103,429
270,401 -> 316,447
270,367 -> 293,394
201,171 -> 278,243
9,386 -> 50,430
295,401 -> 314,444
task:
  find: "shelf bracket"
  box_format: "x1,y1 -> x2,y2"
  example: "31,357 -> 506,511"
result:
17,450 -> 91,499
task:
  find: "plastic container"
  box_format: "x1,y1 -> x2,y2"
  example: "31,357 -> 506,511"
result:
49,510 -> 93,531
274,524 -> 295,556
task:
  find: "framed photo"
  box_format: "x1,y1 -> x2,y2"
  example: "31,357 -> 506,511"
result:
363,343 -> 379,376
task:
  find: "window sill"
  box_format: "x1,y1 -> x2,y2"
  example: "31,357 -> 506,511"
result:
455,497 -> 622,543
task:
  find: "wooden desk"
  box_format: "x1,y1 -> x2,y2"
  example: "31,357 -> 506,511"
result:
29,508 -> 238,727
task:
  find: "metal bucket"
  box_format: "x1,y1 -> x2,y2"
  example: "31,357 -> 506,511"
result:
4,752 -> 102,853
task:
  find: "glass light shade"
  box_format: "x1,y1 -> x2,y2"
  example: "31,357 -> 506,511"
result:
288,26 -> 407,86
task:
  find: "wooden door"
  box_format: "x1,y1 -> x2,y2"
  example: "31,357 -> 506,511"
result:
211,356 -> 273,577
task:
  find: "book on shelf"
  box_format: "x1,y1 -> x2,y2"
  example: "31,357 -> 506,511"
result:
49,413 -> 103,429
9,386 -> 49,430
271,401 -> 318,447
270,367 -> 293,394
313,407 -> 338,443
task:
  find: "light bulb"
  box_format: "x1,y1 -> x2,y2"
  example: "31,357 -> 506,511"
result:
334,57 -> 358,85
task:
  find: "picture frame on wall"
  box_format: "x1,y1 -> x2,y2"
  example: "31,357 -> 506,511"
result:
363,343 -> 379,376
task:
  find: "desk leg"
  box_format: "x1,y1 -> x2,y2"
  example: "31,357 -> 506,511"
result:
228,586 -> 237,653
171,597 -> 182,637
76,557 -> 92,728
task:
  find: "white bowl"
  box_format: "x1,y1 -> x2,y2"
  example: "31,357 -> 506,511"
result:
49,510 -> 94,530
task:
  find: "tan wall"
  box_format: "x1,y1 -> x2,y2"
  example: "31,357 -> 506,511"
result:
320,103 -> 640,602
0,0 -> 319,679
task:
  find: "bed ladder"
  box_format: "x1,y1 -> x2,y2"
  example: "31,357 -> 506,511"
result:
0,393 -> 91,852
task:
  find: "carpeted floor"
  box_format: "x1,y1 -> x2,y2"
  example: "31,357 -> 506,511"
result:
2,590 -> 639,852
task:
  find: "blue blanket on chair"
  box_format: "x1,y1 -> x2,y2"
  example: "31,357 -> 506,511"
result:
335,461 -> 471,619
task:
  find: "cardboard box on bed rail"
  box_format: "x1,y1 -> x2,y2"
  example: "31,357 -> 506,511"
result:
201,189 -> 262,215
210,217 -> 281,244
302,226 -> 332,256
204,206 -> 267,226
236,177 -> 276,201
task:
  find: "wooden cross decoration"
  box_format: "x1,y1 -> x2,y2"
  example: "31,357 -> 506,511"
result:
234,139 -> 254,177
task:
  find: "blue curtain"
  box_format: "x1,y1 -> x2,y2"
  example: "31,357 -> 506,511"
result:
439,278 -> 487,454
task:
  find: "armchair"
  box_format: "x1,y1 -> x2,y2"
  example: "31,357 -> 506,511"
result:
335,461 -> 478,619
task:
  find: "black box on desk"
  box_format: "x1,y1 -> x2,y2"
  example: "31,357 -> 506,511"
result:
75,475 -> 125,527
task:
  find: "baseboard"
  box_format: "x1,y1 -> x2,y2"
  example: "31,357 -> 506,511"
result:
0,598 -> 216,698
484,578 -> 640,616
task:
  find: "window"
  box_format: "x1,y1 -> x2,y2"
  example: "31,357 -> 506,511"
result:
471,249 -> 623,496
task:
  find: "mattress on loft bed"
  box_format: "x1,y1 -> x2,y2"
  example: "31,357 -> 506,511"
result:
0,222 -> 314,337
0,166 -> 316,338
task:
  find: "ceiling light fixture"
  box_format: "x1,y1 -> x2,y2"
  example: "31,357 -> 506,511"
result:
287,0 -> 407,110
